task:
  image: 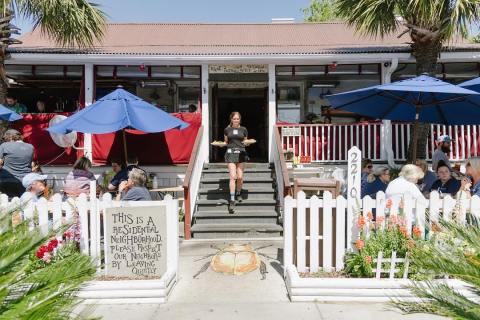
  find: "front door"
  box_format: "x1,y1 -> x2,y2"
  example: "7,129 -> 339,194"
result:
211,86 -> 268,162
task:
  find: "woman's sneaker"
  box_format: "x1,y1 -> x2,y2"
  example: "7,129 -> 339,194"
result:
228,200 -> 236,213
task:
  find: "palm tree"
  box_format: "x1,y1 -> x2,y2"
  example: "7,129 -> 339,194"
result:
0,204 -> 97,319
0,0 -> 105,137
335,0 -> 480,161
395,218 -> 480,319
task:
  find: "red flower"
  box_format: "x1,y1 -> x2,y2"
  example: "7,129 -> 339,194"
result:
364,255 -> 372,265
63,231 -> 73,239
48,239 -> 59,248
412,226 -> 422,239
355,239 -> 365,250
35,245 -> 48,259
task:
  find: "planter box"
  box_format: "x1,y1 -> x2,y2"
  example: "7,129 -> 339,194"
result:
285,265 -> 474,302
78,268 -> 176,304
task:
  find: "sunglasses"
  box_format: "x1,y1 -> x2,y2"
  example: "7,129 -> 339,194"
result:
367,165 -> 373,169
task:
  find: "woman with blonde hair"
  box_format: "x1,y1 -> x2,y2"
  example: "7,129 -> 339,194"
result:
385,164 -> 425,203
361,166 -> 390,198
461,157 -> 480,197
223,111 -> 250,213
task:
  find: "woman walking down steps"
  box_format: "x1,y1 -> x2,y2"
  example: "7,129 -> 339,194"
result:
223,111 -> 253,214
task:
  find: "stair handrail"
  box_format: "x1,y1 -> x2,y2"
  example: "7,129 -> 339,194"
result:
273,125 -> 292,203
182,126 -> 204,240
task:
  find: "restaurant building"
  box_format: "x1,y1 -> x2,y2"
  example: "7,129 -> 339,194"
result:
7,21 -> 480,169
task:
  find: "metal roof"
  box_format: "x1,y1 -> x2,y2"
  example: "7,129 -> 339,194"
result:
9,23 -> 480,56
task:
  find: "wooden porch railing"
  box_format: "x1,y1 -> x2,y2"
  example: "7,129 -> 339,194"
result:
273,125 -> 292,199
278,122 -> 480,163
182,126 -> 204,240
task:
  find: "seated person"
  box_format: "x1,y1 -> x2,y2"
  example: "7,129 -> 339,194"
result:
64,156 -> 97,197
116,168 -> 152,201
430,161 -> 461,197
101,159 -> 123,190
361,166 -> 390,198
36,100 -> 47,113
108,156 -> 145,191
361,159 -> 373,190
21,172 -> 49,204
415,159 -> 437,196
386,164 -> 425,202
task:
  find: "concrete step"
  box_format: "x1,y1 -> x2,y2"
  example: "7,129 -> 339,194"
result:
198,188 -> 276,200
194,210 -> 279,224
196,199 -> 277,212
203,167 -> 273,174
202,171 -> 273,179
200,177 -> 275,189
190,223 -> 283,239
204,163 -> 272,170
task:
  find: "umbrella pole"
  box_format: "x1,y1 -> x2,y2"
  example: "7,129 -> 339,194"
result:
122,129 -> 128,162
412,107 -> 420,163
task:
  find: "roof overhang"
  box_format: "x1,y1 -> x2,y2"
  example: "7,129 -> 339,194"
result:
6,52 -> 413,65
6,50 -> 480,66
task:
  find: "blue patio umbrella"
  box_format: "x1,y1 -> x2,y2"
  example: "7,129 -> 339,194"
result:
0,104 -> 22,121
326,74 -> 480,160
459,77 -> 480,92
47,87 -> 189,159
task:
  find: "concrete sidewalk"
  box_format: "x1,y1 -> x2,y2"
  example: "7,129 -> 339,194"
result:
83,239 -> 446,320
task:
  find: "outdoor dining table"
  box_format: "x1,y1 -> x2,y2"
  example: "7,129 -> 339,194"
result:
149,186 -> 184,200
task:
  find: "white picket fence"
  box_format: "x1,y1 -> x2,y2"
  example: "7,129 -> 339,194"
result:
283,190 -> 480,274
0,190 -> 179,273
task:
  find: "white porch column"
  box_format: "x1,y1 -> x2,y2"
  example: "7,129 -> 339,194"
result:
83,63 -> 94,161
201,64 -> 210,162
381,59 -> 398,167
268,64 -> 276,163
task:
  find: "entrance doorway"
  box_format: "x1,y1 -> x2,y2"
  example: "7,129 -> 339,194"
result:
211,85 -> 268,162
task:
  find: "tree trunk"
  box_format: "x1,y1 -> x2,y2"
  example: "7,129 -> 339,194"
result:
0,13 -> 11,141
406,39 -> 442,163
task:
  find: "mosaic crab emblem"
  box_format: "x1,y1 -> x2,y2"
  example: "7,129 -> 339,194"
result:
193,244 -> 274,280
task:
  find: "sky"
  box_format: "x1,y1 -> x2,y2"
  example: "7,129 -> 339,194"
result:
13,0 -> 312,34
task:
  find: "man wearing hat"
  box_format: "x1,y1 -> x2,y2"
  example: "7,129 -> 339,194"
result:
432,135 -> 452,172
20,172 -> 48,203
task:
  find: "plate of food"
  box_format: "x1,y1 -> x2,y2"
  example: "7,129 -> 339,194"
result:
243,139 -> 257,146
211,140 -> 227,147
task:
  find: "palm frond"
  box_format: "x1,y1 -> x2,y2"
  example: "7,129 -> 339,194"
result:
16,0 -> 106,48
395,219 -> 480,318
335,0 -> 401,38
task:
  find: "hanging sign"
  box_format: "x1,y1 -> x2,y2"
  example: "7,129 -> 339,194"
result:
209,64 -> 268,74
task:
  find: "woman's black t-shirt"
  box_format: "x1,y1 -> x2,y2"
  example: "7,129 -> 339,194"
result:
224,126 -> 248,150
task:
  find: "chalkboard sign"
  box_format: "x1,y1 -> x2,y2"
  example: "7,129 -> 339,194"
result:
104,206 -> 167,278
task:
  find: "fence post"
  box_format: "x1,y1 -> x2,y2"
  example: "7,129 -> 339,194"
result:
51,194 -> 63,230
309,195 -> 320,273
389,251 -> 397,279
323,191 -> 333,272
76,194 -> 89,255
296,191 -> 307,273
375,251 -> 383,279
347,147 -> 361,251
37,198 -> 49,235
283,195 -> 295,276
335,195 -> 347,271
